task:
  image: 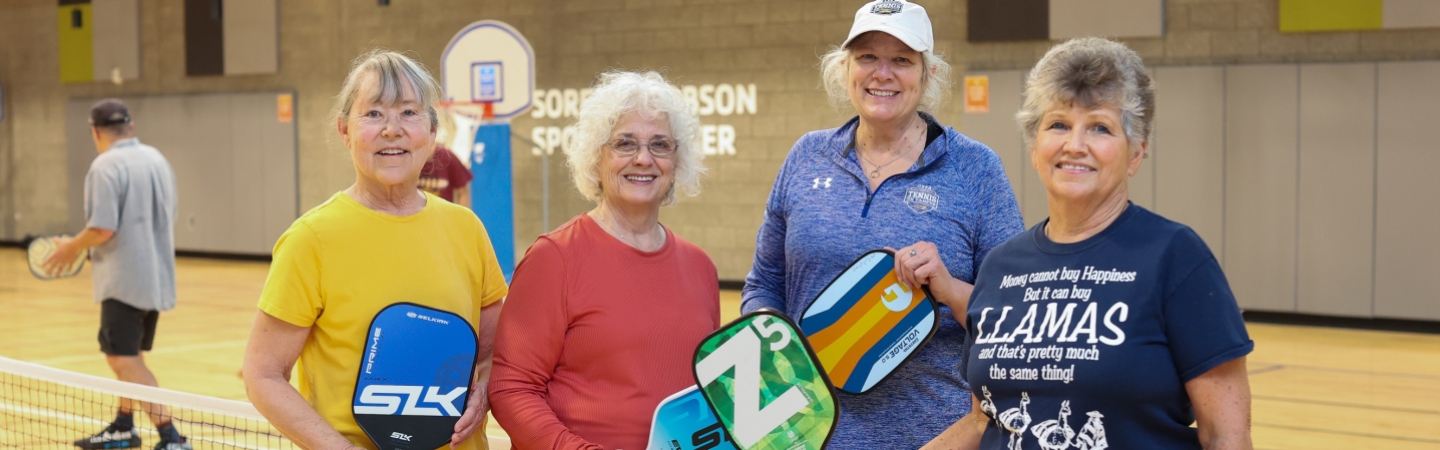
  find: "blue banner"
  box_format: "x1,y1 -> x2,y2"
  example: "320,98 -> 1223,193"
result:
470,123 -> 515,281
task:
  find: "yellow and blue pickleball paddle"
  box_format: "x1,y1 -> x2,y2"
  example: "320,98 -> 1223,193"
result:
799,249 -> 939,394
352,303 -> 477,450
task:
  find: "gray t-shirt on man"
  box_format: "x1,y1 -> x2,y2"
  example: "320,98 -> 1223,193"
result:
84,138 -> 178,311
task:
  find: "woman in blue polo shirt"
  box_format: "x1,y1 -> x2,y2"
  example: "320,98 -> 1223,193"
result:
741,1 -> 1024,448
924,37 -> 1254,450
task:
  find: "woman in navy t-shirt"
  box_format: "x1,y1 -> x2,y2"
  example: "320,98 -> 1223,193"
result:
924,37 -> 1255,450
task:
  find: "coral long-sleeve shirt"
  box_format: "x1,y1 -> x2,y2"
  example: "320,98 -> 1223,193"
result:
489,214 -> 720,450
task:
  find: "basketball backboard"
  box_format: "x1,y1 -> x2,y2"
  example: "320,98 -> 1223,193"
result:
440,20 -> 534,121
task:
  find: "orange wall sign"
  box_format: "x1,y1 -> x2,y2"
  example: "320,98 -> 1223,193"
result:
965,76 -> 989,114
277,93 -> 294,123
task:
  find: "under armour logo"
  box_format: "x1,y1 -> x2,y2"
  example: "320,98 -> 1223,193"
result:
812,177 -> 832,189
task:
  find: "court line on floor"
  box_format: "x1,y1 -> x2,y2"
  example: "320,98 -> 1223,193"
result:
27,340 -> 248,366
1248,364 -> 1286,375
1254,422 -> 1440,445
1254,395 -> 1440,415
1249,362 -> 1440,380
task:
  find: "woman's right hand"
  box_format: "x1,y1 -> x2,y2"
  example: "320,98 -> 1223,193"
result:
890,242 -> 975,323
891,241 -> 949,289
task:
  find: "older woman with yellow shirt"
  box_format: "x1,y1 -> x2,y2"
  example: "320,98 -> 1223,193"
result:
242,50 -> 507,450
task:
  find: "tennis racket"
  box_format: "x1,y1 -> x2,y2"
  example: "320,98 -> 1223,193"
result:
26,235 -> 87,280
692,309 -> 837,450
799,249 -> 939,394
647,385 -> 736,450
352,303 -> 477,450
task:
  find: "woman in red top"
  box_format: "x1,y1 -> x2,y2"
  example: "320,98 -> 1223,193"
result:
488,71 -> 719,449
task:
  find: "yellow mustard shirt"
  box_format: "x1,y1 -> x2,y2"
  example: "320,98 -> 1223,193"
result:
258,191 -> 508,450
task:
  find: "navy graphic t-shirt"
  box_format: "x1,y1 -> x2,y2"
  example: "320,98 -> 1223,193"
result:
962,203 -> 1252,449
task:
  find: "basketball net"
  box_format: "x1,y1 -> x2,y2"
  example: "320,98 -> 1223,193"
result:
436,101 -> 493,169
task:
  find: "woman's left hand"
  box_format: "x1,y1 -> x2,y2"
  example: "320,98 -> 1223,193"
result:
450,381 -> 488,448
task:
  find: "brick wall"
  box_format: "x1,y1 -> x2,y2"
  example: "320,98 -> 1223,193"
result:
6,0 -> 1440,280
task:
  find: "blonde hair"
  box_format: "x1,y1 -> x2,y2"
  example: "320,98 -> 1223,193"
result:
566,71 -> 705,205
819,33 -> 953,114
331,49 -> 444,132
1016,37 -> 1155,151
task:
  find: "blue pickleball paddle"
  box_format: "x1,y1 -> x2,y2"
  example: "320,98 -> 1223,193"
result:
647,385 -> 737,450
352,303 -> 477,450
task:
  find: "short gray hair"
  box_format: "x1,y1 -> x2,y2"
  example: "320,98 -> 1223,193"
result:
1016,37 -> 1155,151
331,49 -> 443,131
819,33 -> 953,114
567,71 -> 705,205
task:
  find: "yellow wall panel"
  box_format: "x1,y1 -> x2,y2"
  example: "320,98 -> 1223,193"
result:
57,4 -> 94,84
1280,0 -> 1383,32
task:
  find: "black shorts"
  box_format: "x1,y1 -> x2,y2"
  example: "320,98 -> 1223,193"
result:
98,299 -> 159,356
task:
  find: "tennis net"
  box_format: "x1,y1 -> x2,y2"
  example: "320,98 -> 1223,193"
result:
0,356 -> 295,449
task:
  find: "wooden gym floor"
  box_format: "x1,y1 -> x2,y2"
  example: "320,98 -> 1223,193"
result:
2,248 -> 1438,449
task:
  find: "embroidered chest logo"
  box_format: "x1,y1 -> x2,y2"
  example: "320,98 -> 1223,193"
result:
904,185 -> 940,214
871,0 -> 903,14
812,177 -> 832,189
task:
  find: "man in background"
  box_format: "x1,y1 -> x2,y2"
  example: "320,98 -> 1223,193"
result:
44,99 -> 191,450
420,143 -> 474,207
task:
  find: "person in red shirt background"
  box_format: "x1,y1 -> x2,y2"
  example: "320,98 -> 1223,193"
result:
488,70 -> 718,450
419,144 -> 473,206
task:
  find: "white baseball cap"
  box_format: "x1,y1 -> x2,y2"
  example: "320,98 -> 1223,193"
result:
841,0 -> 934,52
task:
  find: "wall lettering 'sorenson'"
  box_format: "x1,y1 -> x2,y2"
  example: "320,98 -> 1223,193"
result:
528,84 -> 757,157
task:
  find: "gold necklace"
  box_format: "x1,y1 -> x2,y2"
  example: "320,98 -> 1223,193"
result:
858,121 -> 924,179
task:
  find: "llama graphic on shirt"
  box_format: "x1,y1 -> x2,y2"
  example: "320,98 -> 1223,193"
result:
987,390 -> 1109,450
980,386 -> 999,421
1031,400 -> 1076,450
997,391 -> 1032,450
1074,411 -> 1108,450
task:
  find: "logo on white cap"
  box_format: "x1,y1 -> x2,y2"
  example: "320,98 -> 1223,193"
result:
871,0 -> 903,15
844,0 -> 933,53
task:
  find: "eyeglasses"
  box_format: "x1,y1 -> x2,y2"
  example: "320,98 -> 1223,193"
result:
355,108 -> 429,125
606,137 -> 678,157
